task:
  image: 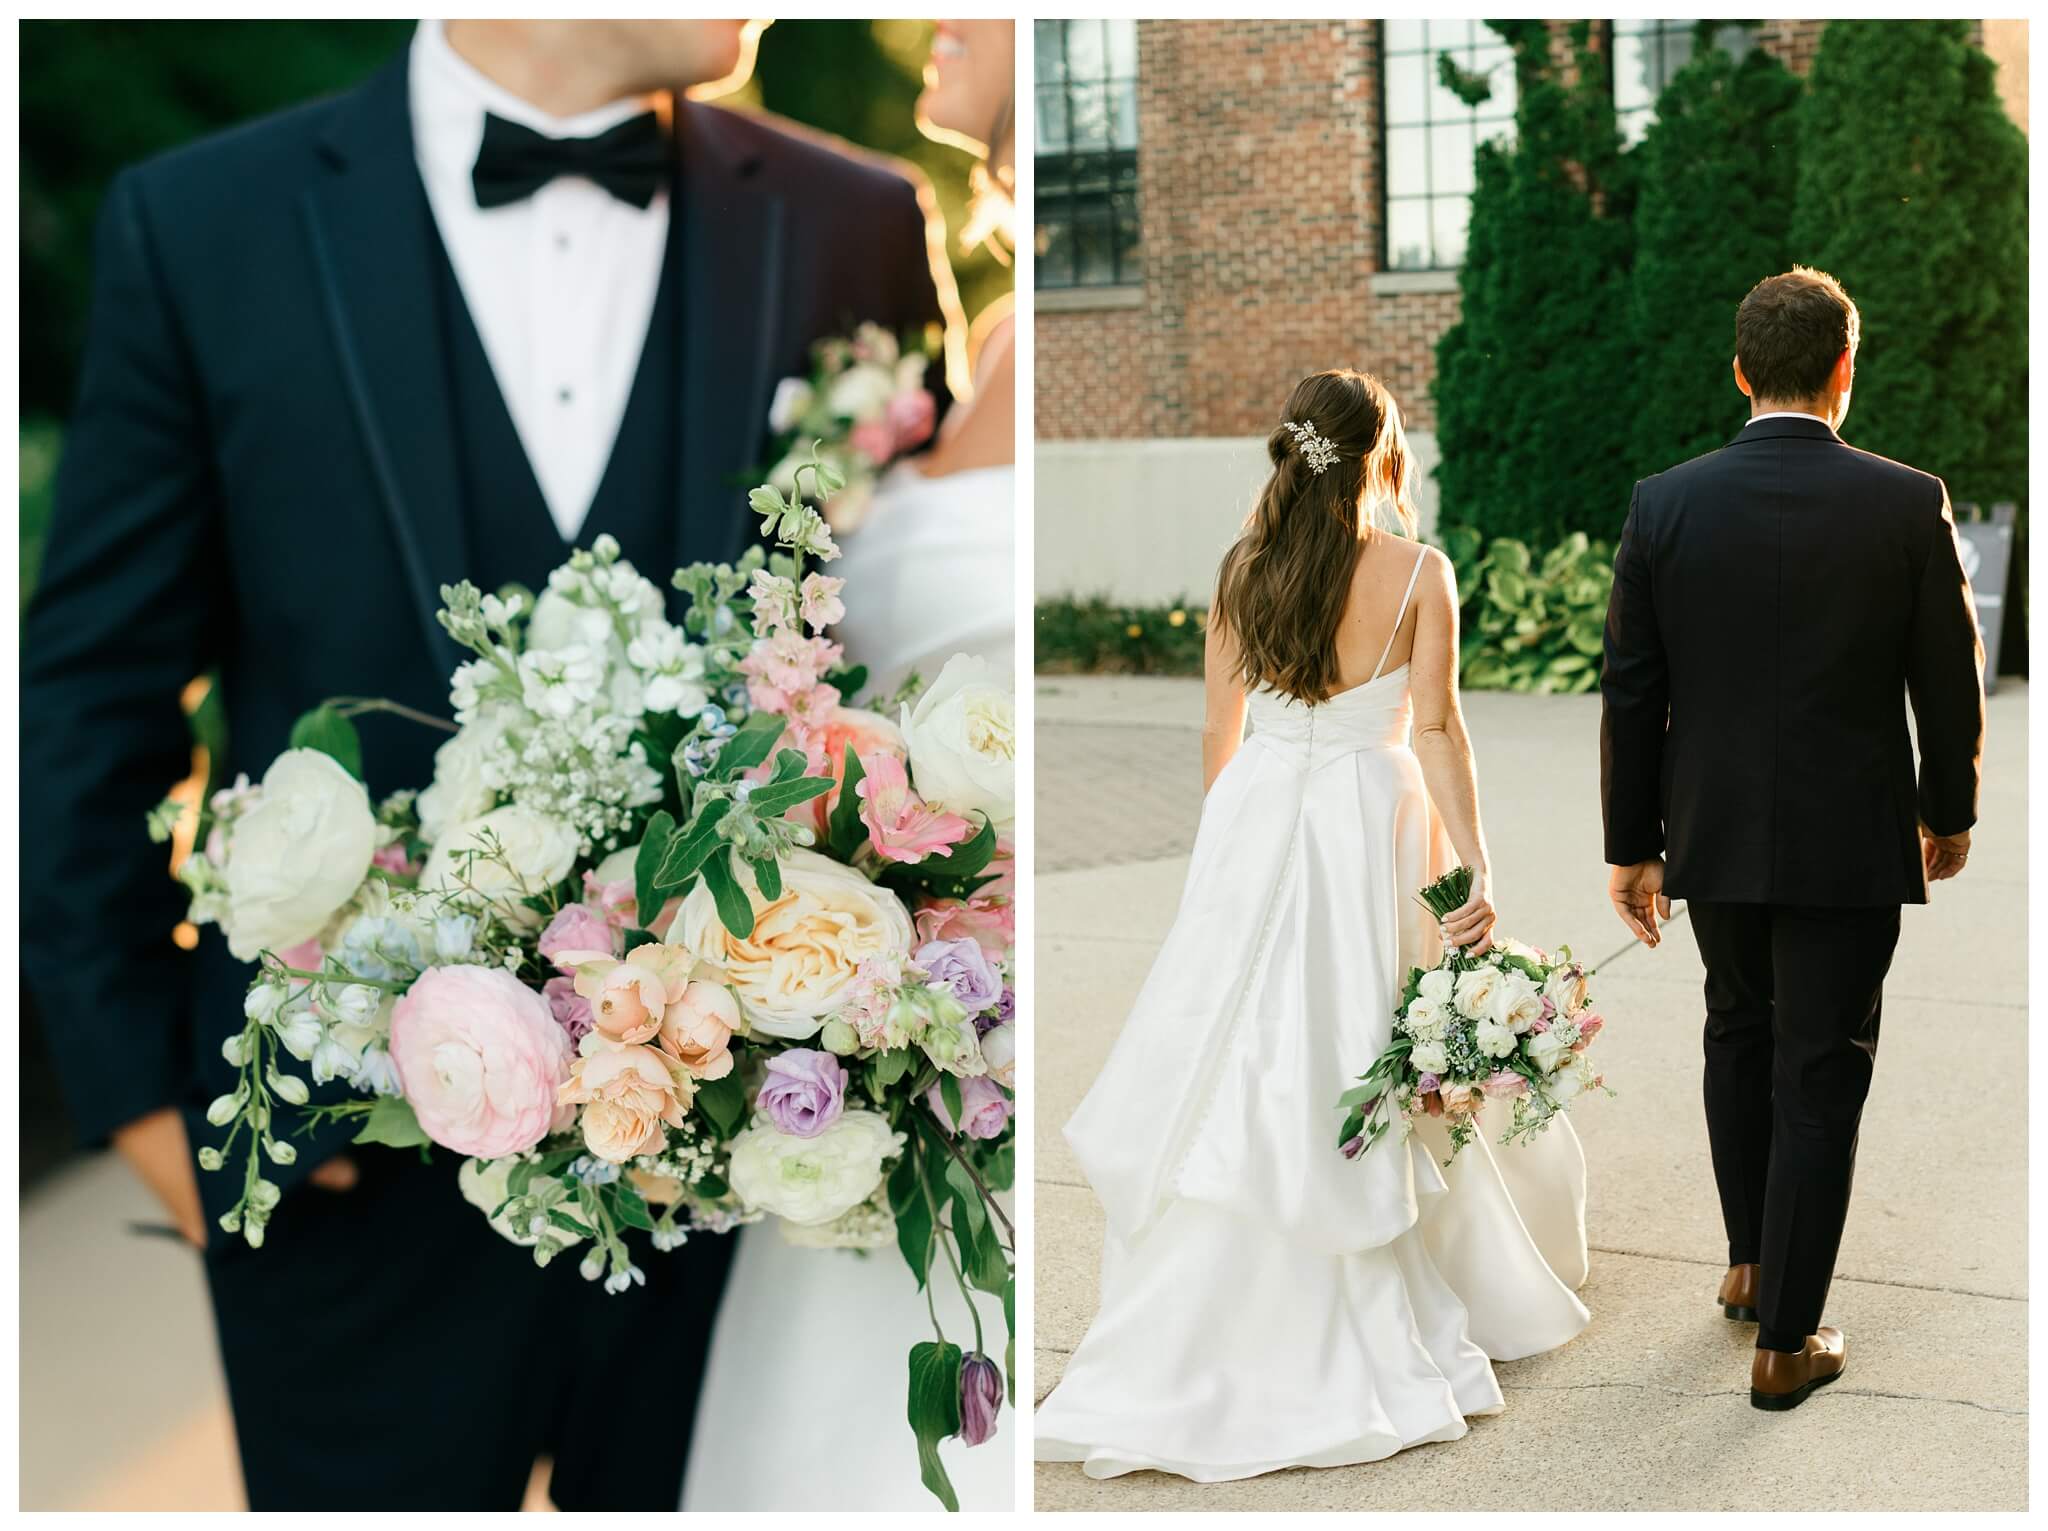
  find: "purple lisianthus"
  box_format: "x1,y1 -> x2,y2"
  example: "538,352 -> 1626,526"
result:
756,1049 -> 849,1139
916,937 -> 1003,1016
958,1352 -> 1003,1446
976,985 -> 1015,1036
538,902 -> 616,974
926,1074 -> 1013,1140
1416,1072 -> 1442,1095
1340,1134 -> 1366,1160
543,975 -> 594,1043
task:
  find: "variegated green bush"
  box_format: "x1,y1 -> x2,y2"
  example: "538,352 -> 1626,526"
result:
1455,531 -> 1614,695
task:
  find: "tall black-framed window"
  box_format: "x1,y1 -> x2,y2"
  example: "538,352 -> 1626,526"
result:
1611,20 -> 1754,144
1379,20 -> 1517,272
1034,19 -> 1141,288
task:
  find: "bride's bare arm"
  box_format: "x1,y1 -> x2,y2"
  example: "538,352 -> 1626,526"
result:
1408,549 -> 1497,952
1202,610 -> 1249,793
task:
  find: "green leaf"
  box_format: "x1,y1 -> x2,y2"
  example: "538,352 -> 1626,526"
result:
288,704 -> 363,780
353,1095 -> 430,1150
609,1181 -> 655,1232
907,1341 -> 964,1512
871,1046 -> 913,1090
938,1073 -> 964,1127
695,1071 -> 747,1138
548,1209 -> 596,1238
828,746 -> 869,858
828,662 -> 869,699
741,772 -> 834,820
634,809 -> 677,927
888,1148 -> 934,1288
651,798 -> 733,889
714,709 -> 787,780
1002,1275 -> 1017,1401
749,855 -> 783,902
700,850 -> 756,939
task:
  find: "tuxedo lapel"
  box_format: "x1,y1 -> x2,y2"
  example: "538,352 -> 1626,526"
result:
674,102 -> 787,566
302,53 -> 469,672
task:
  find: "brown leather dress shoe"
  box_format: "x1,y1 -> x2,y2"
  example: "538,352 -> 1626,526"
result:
1717,1263 -> 1761,1322
1750,1328 -> 1846,1411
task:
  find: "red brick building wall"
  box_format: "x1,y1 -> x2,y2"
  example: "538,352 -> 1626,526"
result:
1036,19 -> 1992,443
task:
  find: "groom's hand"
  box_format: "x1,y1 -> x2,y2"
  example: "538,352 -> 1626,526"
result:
1922,824 -> 1971,882
1608,858 -> 1671,948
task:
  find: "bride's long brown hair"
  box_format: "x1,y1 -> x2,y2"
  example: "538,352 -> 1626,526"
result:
1212,369 -> 1419,704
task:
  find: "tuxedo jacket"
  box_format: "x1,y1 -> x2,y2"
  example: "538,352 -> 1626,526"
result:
20,54 -> 944,1233
1600,415 -> 1985,907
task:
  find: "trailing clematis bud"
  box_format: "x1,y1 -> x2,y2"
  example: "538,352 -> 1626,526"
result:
958,1352 -> 1003,1446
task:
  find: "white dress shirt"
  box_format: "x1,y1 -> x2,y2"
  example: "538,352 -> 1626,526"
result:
409,19 -> 670,541
1744,410 -> 1833,428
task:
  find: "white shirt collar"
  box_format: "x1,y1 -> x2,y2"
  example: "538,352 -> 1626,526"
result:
410,19 -> 667,190
1744,410 -> 1833,428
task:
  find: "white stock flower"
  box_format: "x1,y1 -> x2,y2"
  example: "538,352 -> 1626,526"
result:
625,622 -> 711,715
726,1109 -> 904,1226
221,750 -> 378,962
901,655 -> 1016,826
417,709 -> 514,845
518,646 -> 606,720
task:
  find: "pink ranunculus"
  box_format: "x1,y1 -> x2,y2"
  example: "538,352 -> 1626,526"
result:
1573,1015 -> 1605,1052
388,965 -> 572,1159
887,388 -> 938,453
856,752 -> 975,864
538,903 -> 618,975
1483,1070 -> 1527,1098
925,1075 -> 1013,1140
543,976 -> 594,1043
848,417 -> 896,467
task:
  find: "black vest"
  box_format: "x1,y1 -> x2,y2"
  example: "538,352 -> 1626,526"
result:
434,228 -> 681,601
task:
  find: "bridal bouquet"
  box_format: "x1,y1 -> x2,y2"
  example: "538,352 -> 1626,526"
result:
153,450 -> 1014,1508
765,321 -> 940,532
1336,868 -> 1608,1164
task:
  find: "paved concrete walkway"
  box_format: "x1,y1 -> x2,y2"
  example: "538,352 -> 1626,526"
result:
1031,676 -> 2028,1512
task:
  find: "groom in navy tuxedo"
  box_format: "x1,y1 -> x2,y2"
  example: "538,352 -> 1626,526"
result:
20,20 -> 943,1509
1600,267 -> 1983,1412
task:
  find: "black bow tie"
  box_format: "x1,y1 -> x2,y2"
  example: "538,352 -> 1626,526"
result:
470,109 -> 670,210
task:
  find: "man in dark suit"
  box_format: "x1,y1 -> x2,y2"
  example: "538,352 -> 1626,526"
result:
1600,266 -> 1984,1412
20,20 -> 944,1508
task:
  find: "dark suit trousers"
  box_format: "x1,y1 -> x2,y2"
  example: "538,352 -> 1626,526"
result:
201,1148 -> 736,1509
1690,901 -> 1900,1352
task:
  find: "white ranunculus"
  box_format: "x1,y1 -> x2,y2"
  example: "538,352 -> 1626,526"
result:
768,376 -> 815,434
222,750 -> 377,962
667,849 -> 914,1040
1525,1026 -> 1574,1074
1452,965 -> 1505,1022
421,806 -> 580,930
1409,1039 -> 1449,1076
417,708 -> 513,845
1474,1018 -> 1519,1060
1491,969 -> 1548,1035
1417,967 -> 1455,1007
901,654 -> 1015,826
726,1109 -> 905,1225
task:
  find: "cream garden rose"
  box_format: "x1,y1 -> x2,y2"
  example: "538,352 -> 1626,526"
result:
726,1108 -> 904,1226
421,805 -> 580,931
900,654 -> 1015,827
222,749 -> 378,961
666,849 -> 913,1040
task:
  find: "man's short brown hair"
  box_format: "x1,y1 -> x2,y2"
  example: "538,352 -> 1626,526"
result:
1735,267 -> 1860,402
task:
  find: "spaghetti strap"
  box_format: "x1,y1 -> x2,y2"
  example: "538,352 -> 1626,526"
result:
1368,543 -> 1431,682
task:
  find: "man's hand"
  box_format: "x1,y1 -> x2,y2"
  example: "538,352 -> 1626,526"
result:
1922,824 -> 1971,882
112,1107 -> 207,1248
1609,857 -> 1671,948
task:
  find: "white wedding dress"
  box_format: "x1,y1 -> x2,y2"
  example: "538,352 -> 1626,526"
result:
1034,563 -> 1591,1481
681,459 -> 1017,1512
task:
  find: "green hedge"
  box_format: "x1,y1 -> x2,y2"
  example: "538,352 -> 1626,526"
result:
1035,596 -> 1207,677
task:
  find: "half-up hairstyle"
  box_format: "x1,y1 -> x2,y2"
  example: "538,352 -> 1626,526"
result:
1212,369 -> 1419,704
